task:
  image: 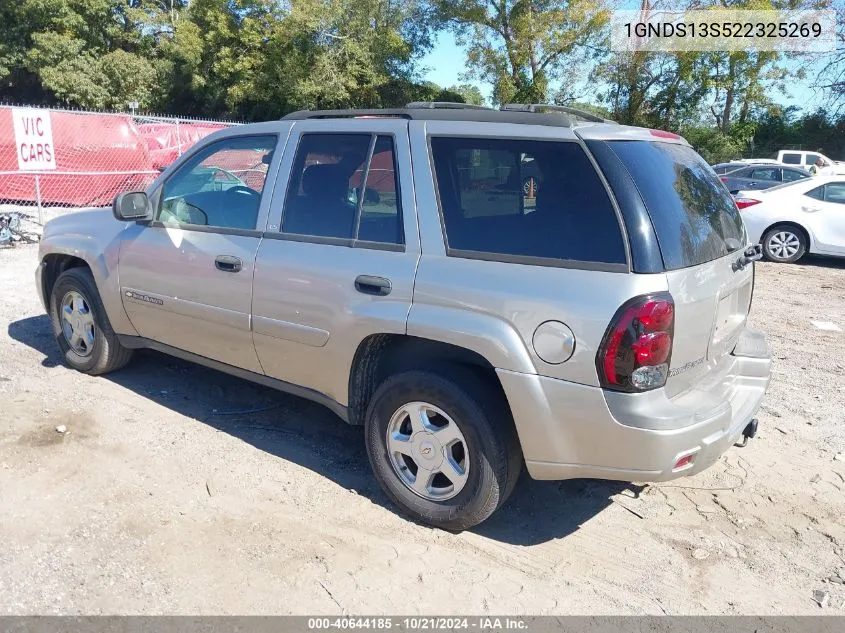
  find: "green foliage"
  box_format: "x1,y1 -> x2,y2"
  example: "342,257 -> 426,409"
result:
0,0 -> 436,117
0,0 -> 840,165
680,126 -> 748,164
447,83 -> 486,105
434,0 -> 609,105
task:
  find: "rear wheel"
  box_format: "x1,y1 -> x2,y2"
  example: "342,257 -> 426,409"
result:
50,267 -> 134,375
762,225 -> 807,263
364,369 -> 522,531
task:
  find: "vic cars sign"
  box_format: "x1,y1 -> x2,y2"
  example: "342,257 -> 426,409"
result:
13,108 -> 56,171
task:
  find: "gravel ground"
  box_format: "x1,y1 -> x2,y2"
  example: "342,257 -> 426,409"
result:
1,242 -> 844,615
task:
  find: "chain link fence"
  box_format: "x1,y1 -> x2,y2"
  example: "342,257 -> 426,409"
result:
0,104 -> 239,228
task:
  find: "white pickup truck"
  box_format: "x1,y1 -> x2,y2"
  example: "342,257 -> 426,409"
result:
776,150 -> 845,174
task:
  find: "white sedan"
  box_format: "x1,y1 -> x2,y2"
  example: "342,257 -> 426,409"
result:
735,175 -> 845,263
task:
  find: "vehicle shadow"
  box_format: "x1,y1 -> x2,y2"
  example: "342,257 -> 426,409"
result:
8,314 -> 628,545
799,254 -> 845,270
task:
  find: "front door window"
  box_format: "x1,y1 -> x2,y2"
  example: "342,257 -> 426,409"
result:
159,135 -> 276,230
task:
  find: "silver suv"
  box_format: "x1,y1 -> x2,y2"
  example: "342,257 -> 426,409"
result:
35,103 -> 772,530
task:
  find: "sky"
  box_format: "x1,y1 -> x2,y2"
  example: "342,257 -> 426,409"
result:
420,31 -> 829,115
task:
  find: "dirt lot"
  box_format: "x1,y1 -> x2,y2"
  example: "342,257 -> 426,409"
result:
1,242 -> 844,615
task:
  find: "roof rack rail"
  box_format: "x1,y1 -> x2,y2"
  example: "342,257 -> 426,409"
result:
406,101 -> 492,111
500,103 -> 614,124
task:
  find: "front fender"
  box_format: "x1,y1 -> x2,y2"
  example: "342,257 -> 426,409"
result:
38,210 -> 138,336
406,304 -> 536,374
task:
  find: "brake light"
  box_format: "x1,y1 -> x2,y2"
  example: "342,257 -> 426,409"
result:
735,197 -> 761,210
720,177 -> 728,183
649,129 -> 681,140
597,293 -> 675,392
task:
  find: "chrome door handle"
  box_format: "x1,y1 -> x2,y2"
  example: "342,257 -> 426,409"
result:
215,255 -> 242,273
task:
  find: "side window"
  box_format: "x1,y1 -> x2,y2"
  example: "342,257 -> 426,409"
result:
782,169 -> 807,182
805,186 -> 825,201
749,168 -> 778,181
806,153 -> 824,166
356,136 -> 403,244
824,183 -> 845,204
281,133 -> 403,244
454,147 -> 525,218
781,153 -> 801,165
430,137 -> 626,265
159,135 -> 275,230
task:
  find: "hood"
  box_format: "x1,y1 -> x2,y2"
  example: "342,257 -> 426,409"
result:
42,208 -> 117,239
41,208 -> 125,250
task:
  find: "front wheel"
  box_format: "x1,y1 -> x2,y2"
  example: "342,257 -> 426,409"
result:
50,267 -> 134,375
761,226 -> 807,263
364,369 -> 522,531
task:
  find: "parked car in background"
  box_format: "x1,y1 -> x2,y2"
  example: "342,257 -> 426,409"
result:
736,175 -> 845,262
712,161 -> 766,175
735,158 -> 780,164
720,164 -> 810,194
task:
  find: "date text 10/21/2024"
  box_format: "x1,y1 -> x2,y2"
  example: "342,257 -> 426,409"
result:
308,618 -> 529,631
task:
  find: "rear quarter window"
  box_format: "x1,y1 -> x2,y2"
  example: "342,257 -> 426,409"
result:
429,137 -> 626,267
604,140 -> 746,270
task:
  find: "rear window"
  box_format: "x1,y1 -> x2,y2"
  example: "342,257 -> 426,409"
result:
429,137 -> 626,267
606,141 -> 745,270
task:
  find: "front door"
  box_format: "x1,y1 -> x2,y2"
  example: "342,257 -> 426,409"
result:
251,119 -> 420,406
119,133 -> 281,372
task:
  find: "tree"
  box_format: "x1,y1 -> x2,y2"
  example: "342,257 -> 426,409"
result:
158,0 -> 282,118
239,0 -> 435,117
593,51 -> 710,127
434,0 -> 609,104
816,0 -> 845,113
1,1 -> 186,108
447,83 -> 486,104
695,0 -> 792,132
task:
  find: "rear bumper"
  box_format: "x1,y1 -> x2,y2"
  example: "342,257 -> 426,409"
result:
499,329 -> 772,482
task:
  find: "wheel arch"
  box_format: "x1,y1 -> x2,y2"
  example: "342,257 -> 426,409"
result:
347,334 -> 514,430
39,239 -> 138,336
40,254 -> 90,309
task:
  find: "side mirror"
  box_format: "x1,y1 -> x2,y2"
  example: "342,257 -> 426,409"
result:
113,191 -> 152,222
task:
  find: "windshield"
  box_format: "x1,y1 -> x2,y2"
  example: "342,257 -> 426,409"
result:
607,141 -> 746,270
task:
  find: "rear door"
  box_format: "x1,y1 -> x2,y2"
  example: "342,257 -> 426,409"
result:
596,140 -> 752,397
250,119 -> 419,407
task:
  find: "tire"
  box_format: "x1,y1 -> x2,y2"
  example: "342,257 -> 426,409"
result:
49,267 -> 134,375
761,225 -> 807,263
364,368 -> 522,531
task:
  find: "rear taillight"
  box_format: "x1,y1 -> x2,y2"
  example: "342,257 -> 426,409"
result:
597,293 -> 675,392
735,197 -> 761,210
720,177 -> 728,183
